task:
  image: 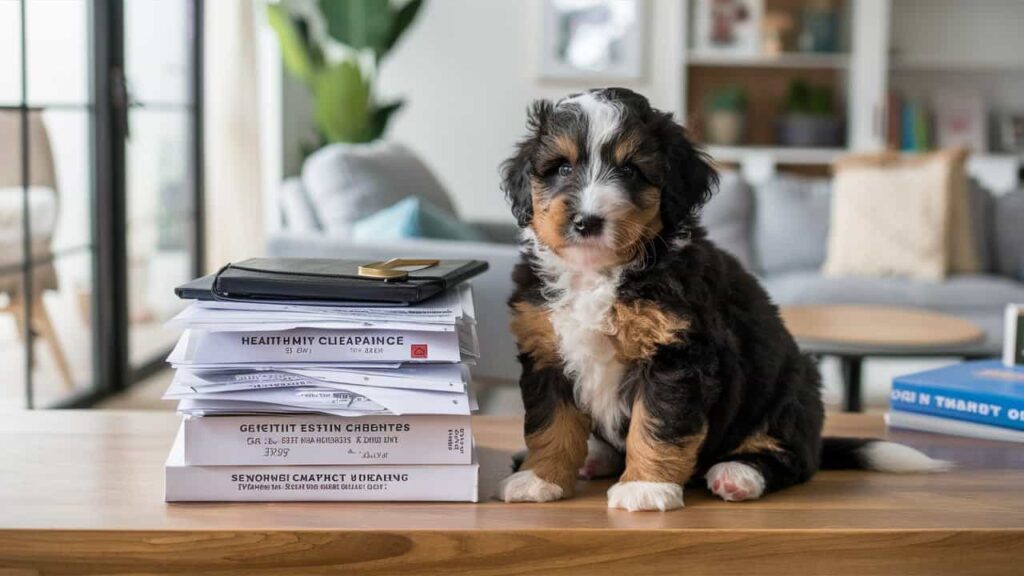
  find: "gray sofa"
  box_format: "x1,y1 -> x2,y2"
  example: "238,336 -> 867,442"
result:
269,144 -> 1024,383
705,171 -> 1024,355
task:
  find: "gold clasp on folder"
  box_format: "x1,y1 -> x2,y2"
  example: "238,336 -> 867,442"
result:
358,258 -> 440,281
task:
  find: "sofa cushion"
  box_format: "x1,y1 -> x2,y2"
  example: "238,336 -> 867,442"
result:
992,189 -> 1024,281
301,141 -> 455,237
702,170 -> 755,270
279,177 -> 321,233
352,197 -> 486,243
823,150 -> 969,281
753,175 -> 831,275
765,271 -> 1024,312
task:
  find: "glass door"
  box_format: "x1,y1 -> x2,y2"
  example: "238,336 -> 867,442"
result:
0,0 -> 202,408
123,0 -> 203,376
0,0 -> 96,408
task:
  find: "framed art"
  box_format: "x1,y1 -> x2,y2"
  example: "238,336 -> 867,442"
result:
539,0 -> 646,80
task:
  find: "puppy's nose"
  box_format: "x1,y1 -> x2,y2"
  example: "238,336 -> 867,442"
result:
572,214 -> 604,237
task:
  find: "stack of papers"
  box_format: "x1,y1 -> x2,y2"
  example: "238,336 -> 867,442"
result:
163,284 -> 479,417
163,283 -> 481,502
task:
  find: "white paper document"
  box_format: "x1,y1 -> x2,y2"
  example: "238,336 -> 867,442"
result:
167,378 -> 475,416
173,364 -> 468,393
167,324 -> 477,365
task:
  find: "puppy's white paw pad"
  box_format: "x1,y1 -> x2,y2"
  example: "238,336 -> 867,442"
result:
496,470 -> 564,503
607,481 -> 683,511
706,462 -> 766,502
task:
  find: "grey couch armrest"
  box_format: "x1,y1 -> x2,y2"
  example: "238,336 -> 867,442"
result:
468,220 -> 520,245
266,232 -> 523,384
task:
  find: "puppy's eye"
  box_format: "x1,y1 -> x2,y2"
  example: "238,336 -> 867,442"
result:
558,163 -> 574,177
618,163 -> 637,178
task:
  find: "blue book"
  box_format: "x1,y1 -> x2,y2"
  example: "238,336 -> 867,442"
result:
891,360 -> 1024,431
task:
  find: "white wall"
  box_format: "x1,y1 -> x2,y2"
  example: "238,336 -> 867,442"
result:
365,0 -> 682,223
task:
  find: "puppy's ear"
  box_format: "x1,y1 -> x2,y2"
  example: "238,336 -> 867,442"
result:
501,99 -> 553,228
658,114 -> 718,236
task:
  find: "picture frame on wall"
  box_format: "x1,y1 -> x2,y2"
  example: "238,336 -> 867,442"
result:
692,0 -> 764,57
539,0 -> 646,80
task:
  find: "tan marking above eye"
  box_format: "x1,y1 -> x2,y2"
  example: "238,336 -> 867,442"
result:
613,133 -> 643,165
549,133 -> 580,165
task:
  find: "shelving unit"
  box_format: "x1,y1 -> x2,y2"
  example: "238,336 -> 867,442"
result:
686,52 -> 849,70
677,0 -> 1023,187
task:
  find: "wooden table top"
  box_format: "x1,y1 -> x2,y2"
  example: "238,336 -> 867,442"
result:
1,411 -> 1023,575
780,304 -> 986,352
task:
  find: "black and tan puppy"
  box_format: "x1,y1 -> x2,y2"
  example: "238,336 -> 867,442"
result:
496,88 -> 948,511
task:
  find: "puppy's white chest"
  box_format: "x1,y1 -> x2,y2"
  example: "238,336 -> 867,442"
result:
548,274 -> 628,448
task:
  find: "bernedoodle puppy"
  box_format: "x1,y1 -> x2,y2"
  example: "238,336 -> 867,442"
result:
496,87 -> 949,512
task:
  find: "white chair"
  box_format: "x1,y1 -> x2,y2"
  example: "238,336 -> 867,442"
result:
0,110 -> 73,389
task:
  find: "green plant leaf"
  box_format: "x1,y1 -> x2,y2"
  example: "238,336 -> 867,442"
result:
370,99 -> 404,139
313,60 -> 374,143
266,3 -> 316,81
318,0 -> 392,54
384,0 -> 424,56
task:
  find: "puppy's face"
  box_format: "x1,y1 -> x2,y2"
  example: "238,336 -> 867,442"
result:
502,88 -> 715,270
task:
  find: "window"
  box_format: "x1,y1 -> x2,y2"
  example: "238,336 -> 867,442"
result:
0,0 -> 203,408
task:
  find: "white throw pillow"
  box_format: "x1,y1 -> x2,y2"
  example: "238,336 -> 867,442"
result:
823,150 -> 970,281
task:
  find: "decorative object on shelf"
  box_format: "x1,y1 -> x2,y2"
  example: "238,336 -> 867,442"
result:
539,0 -> 645,80
933,91 -> 987,153
777,79 -> 843,147
760,10 -> 794,56
797,0 -> 839,53
692,0 -> 763,57
1006,304 -> 1024,367
997,113 -> 1024,154
265,0 -> 425,146
704,86 -> 748,146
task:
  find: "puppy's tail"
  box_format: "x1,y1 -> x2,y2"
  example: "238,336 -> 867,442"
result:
820,437 -> 953,472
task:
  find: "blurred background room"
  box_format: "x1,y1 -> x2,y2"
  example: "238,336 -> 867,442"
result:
1,0 -> 1022,413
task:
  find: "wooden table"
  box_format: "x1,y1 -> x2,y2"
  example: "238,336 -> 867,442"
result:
780,305 -> 988,412
1,411 -> 1023,575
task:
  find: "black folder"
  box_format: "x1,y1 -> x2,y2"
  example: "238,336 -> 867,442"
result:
174,258 -> 488,305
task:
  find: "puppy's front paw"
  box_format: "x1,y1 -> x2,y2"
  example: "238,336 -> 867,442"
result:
706,462 -> 765,502
496,470 -> 565,503
607,481 -> 683,511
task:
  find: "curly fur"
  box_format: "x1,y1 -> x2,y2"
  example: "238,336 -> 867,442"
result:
499,88 -> 947,510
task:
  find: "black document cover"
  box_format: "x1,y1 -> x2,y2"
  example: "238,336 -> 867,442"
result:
175,258 -> 488,305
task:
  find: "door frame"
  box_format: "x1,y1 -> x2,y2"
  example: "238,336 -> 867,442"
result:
52,0 -> 204,408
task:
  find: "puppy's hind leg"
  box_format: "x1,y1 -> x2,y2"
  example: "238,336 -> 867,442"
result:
706,434 -> 814,502
579,435 -> 624,479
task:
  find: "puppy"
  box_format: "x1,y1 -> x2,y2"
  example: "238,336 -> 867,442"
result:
496,88 -> 949,512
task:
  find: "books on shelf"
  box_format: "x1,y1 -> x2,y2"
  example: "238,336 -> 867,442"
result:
163,272 -> 481,503
888,359 -> 1024,441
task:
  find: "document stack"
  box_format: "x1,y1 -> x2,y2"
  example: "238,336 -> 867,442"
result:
163,265 -> 482,502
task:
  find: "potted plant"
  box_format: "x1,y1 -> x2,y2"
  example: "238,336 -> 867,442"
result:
266,0 -> 424,146
777,79 -> 844,147
705,86 -> 748,146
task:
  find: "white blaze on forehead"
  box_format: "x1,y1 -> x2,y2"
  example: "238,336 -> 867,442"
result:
560,92 -> 629,217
